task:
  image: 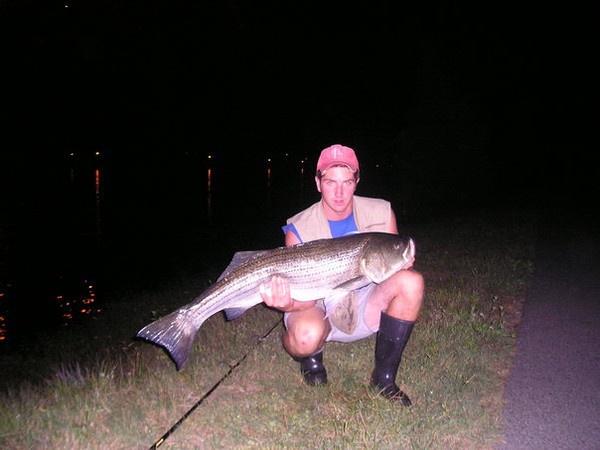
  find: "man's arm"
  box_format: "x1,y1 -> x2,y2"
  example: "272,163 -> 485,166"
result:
259,275 -> 317,312
260,228 -> 316,312
285,228 -> 301,246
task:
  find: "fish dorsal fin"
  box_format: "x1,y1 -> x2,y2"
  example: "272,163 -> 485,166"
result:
217,249 -> 273,281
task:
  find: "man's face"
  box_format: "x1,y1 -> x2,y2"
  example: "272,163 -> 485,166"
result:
315,166 -> 358,218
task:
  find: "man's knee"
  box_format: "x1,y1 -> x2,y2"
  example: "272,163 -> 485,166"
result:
397,269 -> 424,286
394,270 -> 424,301
284,315 -> 329,357
386,270 -> 424,319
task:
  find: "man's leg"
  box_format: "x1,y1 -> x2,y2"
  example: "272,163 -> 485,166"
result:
283,306 -> 331,385
365,270 -> 424,405
370,312 -> 415,405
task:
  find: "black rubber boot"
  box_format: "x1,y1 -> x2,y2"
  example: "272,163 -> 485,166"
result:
297,351 -> 328,386
370,311 -> 414,406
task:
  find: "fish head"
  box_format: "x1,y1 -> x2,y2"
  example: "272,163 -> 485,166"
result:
360,234 -> 416,283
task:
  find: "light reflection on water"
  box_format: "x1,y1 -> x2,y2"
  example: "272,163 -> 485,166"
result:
56,279 -> 101,325
0,309 -> 5,342
206,168 -> 212,218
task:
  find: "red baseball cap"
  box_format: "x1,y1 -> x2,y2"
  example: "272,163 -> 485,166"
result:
316,144 -> 360,174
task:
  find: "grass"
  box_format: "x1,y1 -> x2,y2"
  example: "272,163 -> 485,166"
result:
0,207 -> 536,449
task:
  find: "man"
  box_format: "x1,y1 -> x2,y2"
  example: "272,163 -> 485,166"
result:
260,144 -> 424,406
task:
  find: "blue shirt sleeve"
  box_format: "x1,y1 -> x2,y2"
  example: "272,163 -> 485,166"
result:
281,223 -> 302,243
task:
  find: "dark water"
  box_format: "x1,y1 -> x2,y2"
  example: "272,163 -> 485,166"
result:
0,152 -> 325,346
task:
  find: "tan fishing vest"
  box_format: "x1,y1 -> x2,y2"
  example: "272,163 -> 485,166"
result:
286,195 -> 392,242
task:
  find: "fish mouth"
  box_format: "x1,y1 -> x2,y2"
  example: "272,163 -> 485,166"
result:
401,238 -> 416,267
406,238 -> 416,259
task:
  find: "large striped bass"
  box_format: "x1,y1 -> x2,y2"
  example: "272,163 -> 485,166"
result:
137,232 -> 416,370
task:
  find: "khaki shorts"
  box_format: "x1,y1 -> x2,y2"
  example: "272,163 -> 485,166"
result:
284,283 -> 379,344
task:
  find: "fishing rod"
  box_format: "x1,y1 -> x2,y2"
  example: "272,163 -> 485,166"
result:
148,317 -> 283,449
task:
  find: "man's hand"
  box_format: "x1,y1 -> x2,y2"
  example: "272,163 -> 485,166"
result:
260,275 -> 294,311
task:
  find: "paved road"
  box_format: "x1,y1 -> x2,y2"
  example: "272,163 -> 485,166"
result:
498,205 -> 600,450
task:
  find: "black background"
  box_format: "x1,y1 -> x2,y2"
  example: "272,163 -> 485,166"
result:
1,1 -> 597,209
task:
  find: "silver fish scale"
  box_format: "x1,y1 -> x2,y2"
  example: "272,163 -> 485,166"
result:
185,235 -> 374,326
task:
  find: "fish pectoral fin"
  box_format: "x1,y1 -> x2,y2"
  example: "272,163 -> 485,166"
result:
335,276 -> 371,291
322,277 -> 370,320
223,306 -> 252,321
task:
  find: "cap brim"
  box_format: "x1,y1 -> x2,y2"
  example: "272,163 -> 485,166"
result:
319,163 -> 358,173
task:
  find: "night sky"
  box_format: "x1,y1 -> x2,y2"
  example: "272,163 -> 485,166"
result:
1,1 -> 597,209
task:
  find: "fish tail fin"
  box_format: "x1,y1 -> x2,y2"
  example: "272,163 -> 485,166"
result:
136,309 -> 201,371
